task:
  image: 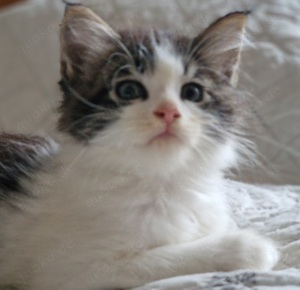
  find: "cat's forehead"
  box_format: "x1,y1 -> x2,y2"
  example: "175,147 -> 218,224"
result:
119,29 -> 189,52
118,30 -> 192,80
154,44 -> 185,79
140,44 -> 187,103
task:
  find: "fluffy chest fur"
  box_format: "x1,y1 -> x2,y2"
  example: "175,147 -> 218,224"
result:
15,142 -> 231,251
0,141 -> 233,287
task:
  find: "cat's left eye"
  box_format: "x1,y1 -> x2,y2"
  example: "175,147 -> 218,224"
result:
115,80 -> 148,101
181,83 -> 204,103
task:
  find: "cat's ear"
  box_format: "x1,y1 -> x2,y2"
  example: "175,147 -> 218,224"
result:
191,12 -> 248,86
60,5 -> 119,78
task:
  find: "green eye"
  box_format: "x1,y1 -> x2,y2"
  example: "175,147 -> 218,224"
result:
181,83 -> 204,103
115,81 -> 148,101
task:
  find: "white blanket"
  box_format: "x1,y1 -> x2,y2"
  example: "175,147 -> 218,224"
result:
134,181 -> 300,289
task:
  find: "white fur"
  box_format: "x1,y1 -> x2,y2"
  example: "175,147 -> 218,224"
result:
0,44 -> 278,290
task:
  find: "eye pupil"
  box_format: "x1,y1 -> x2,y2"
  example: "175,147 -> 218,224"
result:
121,84 -> 134,97
181,83 -> 203,103
116,81 -> 147,101
186,87 -> 198,98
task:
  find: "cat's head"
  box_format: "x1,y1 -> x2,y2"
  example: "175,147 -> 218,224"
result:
58,5 -> 249,176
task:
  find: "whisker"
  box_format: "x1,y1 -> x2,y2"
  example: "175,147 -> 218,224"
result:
62,80 -> 106,111
64,111 -> 113,133
264,110 -> 300,123
255,134 -> 300,160
112,37 -> 135,65
112,64 -> 134,84
107,51 -> 131,65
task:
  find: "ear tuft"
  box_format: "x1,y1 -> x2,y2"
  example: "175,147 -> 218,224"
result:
191,12 -> 248,86
60,5 -> 119,79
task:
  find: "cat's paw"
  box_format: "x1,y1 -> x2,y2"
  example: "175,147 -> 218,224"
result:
213,230 -> 279,271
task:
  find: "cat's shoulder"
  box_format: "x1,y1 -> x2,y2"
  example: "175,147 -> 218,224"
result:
0,133 -> 58,201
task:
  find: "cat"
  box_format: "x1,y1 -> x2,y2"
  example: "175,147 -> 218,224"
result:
0,4 -> 279,290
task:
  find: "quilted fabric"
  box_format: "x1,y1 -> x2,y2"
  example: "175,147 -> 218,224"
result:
133,181 -> 300,289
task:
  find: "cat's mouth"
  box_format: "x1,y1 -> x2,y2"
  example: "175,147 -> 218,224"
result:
147,129 -> 181,145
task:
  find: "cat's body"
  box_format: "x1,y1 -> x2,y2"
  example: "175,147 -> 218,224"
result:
0,5 -> 279,290
0,136 -> 232,289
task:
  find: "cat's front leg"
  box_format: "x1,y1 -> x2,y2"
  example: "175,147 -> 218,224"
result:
46,230 -> 278,290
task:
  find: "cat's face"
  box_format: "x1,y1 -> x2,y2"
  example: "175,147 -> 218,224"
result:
58,6 -> 248,174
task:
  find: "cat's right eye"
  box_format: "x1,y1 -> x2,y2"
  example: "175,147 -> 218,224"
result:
115,80 -> 148,101
181,83 -> 204,103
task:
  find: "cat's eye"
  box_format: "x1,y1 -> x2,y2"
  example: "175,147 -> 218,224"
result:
181,83 -> 204,103
115,80 -> 148,101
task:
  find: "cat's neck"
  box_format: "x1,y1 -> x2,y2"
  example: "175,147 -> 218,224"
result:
51,135 -> 227,197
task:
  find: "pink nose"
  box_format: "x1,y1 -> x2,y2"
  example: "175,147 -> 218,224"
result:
154,105 -> 181,124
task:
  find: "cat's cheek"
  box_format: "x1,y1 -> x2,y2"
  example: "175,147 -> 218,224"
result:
179,119 -> 203,148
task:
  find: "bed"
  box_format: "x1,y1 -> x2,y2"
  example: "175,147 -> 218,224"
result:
134,181 -> 300,289
0,0 -> 299,288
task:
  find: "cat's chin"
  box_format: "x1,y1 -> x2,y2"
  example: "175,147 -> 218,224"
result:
129,136 -> 192,176
146,131 -> 182,146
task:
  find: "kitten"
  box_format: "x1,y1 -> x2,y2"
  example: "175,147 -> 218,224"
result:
0,5 -> 279,290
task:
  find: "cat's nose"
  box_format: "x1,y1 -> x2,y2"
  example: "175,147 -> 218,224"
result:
154,104 -> 181,124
